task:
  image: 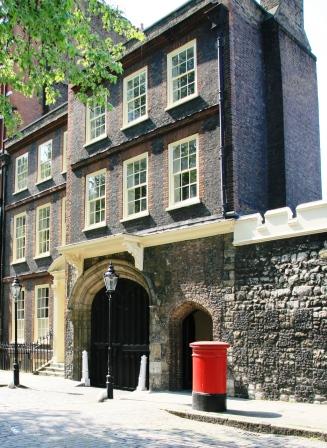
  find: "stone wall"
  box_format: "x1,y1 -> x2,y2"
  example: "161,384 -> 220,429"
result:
144,228 -> 326,403
143,233 -> 235,391
234,233 -> 327,403
62,221 -> 326,403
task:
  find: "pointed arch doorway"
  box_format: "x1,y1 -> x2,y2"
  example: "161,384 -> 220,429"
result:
90,278 -> 149,390
182,309 -> 213,390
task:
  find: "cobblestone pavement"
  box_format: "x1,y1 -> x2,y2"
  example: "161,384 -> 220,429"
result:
0,373 -> 326,447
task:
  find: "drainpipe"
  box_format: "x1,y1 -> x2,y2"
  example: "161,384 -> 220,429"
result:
217,35 -> 227,217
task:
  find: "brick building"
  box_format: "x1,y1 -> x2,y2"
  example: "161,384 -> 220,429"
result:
1,0 -> 325,402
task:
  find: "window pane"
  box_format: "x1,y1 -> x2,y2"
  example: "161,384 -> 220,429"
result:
87,172 -> 106,226
171,137 -> 198,205
125,156 -> 147,216
170,43 -> 196,104
37,206 -> 50,255
125,70 -> 147,124
16,154 -> 28,191
87,99 -> 106,141
190,184 -> 197,198
39,142 -> 52,181
15,214 -> 26,260
36,287 -> 49,340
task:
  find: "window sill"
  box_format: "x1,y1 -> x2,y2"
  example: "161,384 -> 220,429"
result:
165,93 -> 199,112
34,253 -> 51,260
13,188 -> 28,196
82,222 -> 107,232
121,115 -> 149,131
83,134 -> 108,148
61,170 -> 67,175
165,197 -> 201,212
120,210 -> 149,223
11,258 -> 27,265
36,177 -> 52,186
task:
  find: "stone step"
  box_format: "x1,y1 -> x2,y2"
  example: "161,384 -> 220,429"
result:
50,363 -> 64,369
37,362 -> 65,377
38,370 -> 65,377
39,367 -> 65,374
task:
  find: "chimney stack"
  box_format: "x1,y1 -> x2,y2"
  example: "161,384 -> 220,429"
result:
261,0 -> 308,48
261,0 -> 280,12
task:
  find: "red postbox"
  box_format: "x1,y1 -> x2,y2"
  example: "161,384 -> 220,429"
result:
190,341 -> 230,412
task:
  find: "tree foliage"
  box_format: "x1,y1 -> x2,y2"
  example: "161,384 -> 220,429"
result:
0,0 -> 143,135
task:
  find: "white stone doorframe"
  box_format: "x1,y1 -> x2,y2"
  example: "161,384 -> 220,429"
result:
48,256 -> 66,364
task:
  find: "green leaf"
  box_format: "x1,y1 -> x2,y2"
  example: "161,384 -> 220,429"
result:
0,0 -> 144,136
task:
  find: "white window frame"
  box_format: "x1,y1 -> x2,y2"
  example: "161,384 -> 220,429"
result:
62,130 -> 67,173
84,169 -> 106,230
122,152 -> 149,221
35,285 -> 49,341
13,212 -> 27,263
12,287 -> 25,343
167,134 -> 200,210
167,39 -> 198,109
85,98 -> 107,144
35,203 -> 51,258
123,66 -> 148,129
61,196 -> 66,245
14,153 -> 28,193
37,140 -> 52,183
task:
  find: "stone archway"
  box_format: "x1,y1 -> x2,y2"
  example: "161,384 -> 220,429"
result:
182,309 -> 213,389
168,300 -> 234,395
168,301 -> 214,390
66,259 -> 152,381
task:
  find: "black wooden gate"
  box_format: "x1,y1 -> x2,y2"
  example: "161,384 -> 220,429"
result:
90,278 -> 149,390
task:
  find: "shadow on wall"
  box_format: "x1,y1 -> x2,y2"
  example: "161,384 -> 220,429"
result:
227,367 -> 250,399
227,366 -> 235,397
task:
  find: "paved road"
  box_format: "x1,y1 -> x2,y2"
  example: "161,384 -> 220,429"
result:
0,374 -> 326,447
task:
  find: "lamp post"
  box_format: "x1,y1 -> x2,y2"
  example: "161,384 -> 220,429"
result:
11,275 -> 22,386
103,261 -> 119,399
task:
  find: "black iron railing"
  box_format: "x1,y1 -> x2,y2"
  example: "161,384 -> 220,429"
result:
0,332 -> 53,373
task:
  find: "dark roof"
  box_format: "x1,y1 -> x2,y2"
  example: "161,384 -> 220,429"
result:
6,102 -> 67,150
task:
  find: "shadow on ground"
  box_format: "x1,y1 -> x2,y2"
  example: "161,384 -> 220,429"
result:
0,408 -> 311,448
226,410 -> 281,418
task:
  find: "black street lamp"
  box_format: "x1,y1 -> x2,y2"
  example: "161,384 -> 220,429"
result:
103,261 -> 119,399
11,275 -> 22,386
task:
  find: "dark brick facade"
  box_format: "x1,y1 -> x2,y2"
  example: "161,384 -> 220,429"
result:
67,0 -> 321,220
9,92 -> 43,129
68,118 -> 222,244
1,106 -> 67,343
1,0 -> 324,404
69,22 -> 220,166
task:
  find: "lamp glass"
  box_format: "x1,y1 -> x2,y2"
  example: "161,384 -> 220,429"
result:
103,262 -> 119,293
11,277 -> 22,302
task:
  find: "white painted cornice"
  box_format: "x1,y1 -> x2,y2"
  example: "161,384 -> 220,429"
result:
234,200 -> 327,246
58,218 -> 234,274
48,255 -> 66,273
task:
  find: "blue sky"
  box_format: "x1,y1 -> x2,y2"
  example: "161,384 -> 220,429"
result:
113,0 -> 327,199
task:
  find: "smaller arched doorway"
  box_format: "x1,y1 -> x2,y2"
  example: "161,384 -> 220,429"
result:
182,309 -> 213,389
90,278 -> 149,390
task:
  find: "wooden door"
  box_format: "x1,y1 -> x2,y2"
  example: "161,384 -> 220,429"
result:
91,278 -> 149,390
